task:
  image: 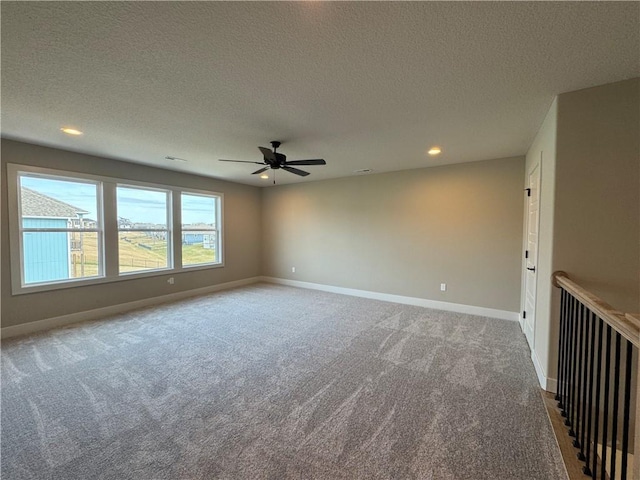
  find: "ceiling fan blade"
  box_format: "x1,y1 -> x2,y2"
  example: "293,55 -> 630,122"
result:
219,159 -> 265,164
258,146 -> 276,162
252,167 -> 269,175
282,166 -> 310,177
284,159 -> 326,166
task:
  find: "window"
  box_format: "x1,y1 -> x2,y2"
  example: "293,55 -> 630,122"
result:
117,185 -> 171,273
181,192 -> 221,267
17,173 -> 103,286
8,164 -> 223,294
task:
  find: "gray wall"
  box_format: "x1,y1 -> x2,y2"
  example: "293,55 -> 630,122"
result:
554,78 -> 639,313
1,140 -> 262,327
529,78 -> 640,387
551,78 -> 639,436
6,79 -> 634,336
262,157 -> 525,312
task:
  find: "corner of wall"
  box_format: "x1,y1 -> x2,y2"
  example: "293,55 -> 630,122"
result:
524,95 -> 559,385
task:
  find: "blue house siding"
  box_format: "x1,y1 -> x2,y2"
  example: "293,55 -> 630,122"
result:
182,233 -> 203,245
182,233 -> 215,248
22,218 -> 69,283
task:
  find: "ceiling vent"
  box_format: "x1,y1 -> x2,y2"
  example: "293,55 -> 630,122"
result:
165,156 -> 187,163
353,168 -> 373,175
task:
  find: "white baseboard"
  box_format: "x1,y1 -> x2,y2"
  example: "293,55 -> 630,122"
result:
531,348 -> 557,393
1,276 -> 261,339
261,276 -> 519,322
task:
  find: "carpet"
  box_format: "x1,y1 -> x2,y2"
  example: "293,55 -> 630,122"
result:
1,283 -> 566,479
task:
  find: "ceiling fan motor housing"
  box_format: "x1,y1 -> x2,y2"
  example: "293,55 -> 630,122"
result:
266,153 -> 287,168
264,141 -> 286,168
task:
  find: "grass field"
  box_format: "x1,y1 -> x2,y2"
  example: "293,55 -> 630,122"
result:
182,242 -> 216,266
70,231 -> 217,277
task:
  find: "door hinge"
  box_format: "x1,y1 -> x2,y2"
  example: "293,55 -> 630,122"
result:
525,250 -> 529,259
525,188 -> 531,197
522,311 -> 527,319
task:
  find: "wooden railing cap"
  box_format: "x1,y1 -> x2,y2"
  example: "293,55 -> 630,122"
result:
552,271 -> 640,348
551,270 -> 568,288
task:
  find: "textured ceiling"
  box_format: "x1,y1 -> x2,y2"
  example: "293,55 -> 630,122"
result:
2,2 -> 639,186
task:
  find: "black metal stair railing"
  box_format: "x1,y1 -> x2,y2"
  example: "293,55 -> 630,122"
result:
554,272 -> 639,480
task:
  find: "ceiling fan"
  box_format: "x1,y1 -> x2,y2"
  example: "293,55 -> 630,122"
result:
219,141 -> 326,178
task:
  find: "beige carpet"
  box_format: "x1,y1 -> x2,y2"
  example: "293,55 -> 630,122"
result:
1,283 -> 566,479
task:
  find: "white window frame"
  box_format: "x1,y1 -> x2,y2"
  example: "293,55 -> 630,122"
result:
117,184 -> 173,275
180,190 -> 222,268
7,164 -> 224,295
11,169 -> 105,289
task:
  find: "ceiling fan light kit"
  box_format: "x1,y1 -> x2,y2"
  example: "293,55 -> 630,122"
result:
219,141 -> 326,183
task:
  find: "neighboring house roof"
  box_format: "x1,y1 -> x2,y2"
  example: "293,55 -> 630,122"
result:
130,223 -> 167,229
182,223 -> 215,230
21,187 -> 88,218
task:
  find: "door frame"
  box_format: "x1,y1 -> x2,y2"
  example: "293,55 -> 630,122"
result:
521,156 -> 542,349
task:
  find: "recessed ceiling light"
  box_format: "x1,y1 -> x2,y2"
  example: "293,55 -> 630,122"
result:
428,147 -> 442,156
260,174 -> 269,179
61,127 -> 83,136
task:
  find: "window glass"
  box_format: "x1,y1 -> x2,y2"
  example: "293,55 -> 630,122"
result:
181,193 -> 219,266
19,175 -> 102,285
117,186 -> 170,274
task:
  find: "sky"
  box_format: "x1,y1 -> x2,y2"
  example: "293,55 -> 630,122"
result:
21,176 -> 216,226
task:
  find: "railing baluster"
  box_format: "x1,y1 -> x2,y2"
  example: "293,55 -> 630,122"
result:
620,340 -> 633,480
573,302 -> 585,449
569,296 -> 579,436
609,332 -> 621,480
565,296 -> 573,421
552,272 -> 639,480
582,311 -> 596,476
592,317 -> 604,479
557,288 -> 566,406
564,291 -> 572,416
600,324 -> 612,480
578,305 -> 590,461
563,293 -> 573,419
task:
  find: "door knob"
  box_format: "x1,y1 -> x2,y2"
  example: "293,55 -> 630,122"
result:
527,266 -> 536,272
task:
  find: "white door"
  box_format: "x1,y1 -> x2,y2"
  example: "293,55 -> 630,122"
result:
523,162 -> 540,348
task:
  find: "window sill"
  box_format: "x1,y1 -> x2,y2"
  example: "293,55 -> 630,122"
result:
12,262 -> 224,296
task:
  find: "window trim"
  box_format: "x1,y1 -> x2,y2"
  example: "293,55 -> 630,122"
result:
14,171 -> 106,288
180,190 -> 222,268
8,164 -> 224,295
117,183 -> 173,275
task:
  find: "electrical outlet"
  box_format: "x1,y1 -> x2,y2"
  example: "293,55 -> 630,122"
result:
291,267 -> 296,273
168,277 -> 174,285
440,283 -> 446,292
